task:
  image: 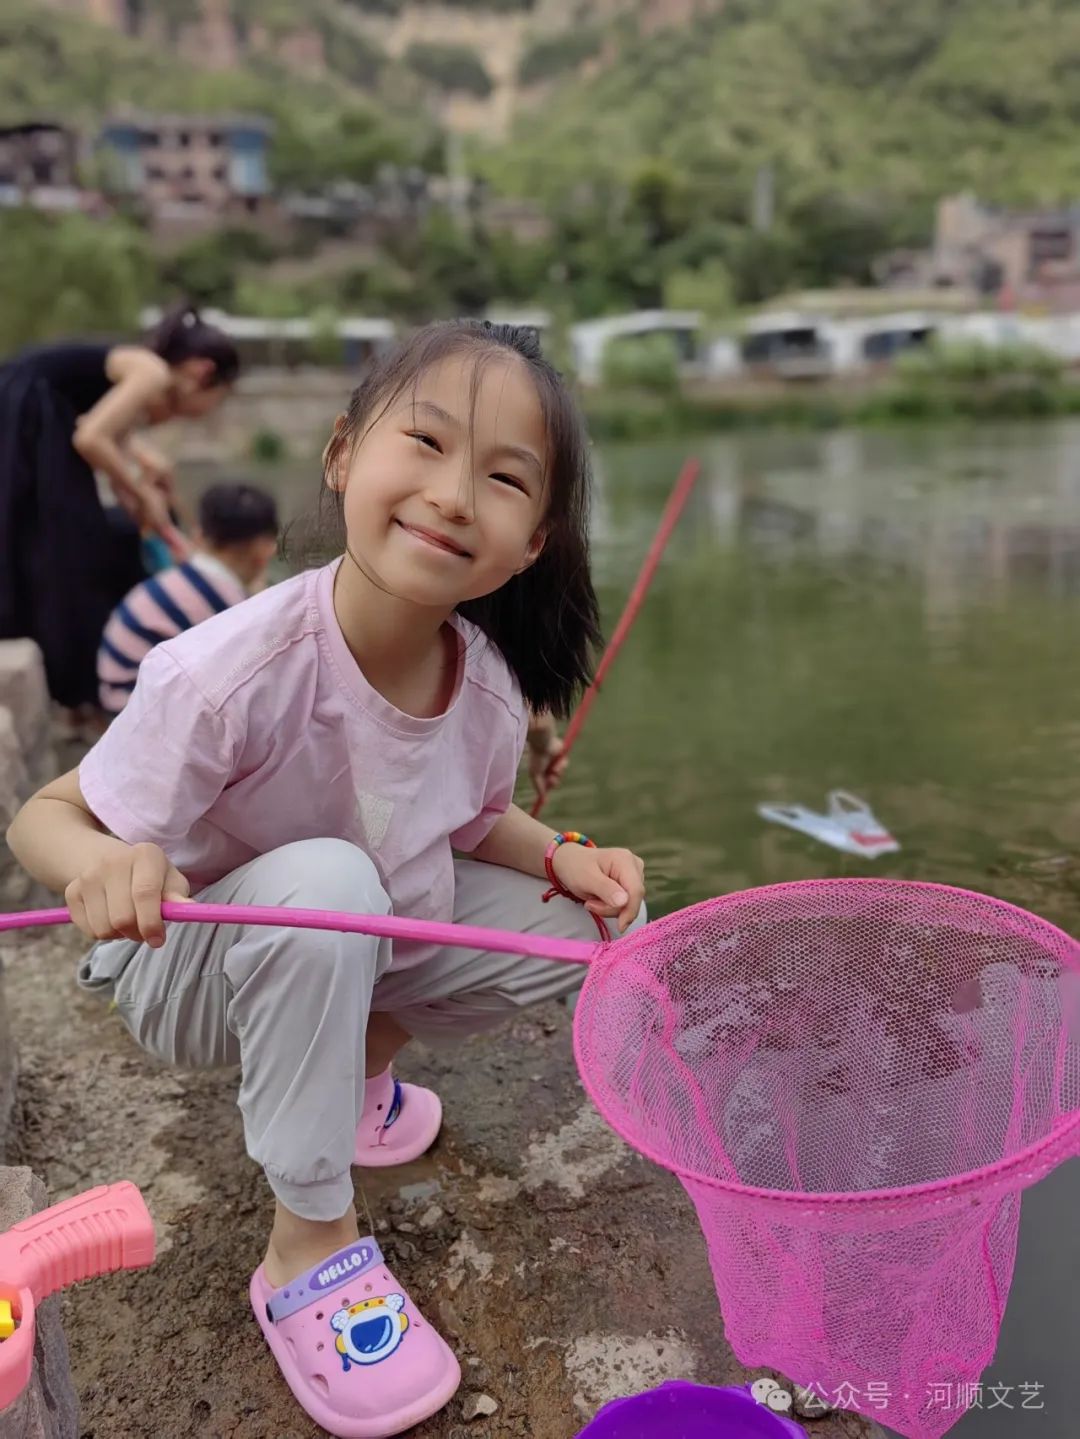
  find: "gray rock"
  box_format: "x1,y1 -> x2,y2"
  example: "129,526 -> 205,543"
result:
0,644 -> 53,793
461,1392 -> 499,1421
397,1179 -> 441,1205
0,706 -> 28,831
0,1168 -> 78,1438
0,641 -> 56,915
0,965 -> 15,1164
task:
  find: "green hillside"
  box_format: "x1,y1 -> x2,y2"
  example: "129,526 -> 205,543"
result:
0,1 -> 438,188
481,0 -> 1080,304
7,0 -> 1080,329
493,0 -> 1080,206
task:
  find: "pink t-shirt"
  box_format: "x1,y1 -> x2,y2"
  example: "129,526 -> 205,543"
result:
79,561 -> 528,970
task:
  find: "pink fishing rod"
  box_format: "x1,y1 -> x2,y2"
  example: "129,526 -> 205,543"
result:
532,455 -> 702,820
0,902 -> 600,965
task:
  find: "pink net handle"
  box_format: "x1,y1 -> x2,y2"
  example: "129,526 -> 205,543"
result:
0,903 -> 600,966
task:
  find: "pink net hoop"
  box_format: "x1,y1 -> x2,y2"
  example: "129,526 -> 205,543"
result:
574,879 -> 1080,1439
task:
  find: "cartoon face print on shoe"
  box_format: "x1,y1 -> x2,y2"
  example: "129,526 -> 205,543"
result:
331,1293 -> 410,1370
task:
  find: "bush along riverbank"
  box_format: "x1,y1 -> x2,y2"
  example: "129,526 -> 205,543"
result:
582,340 -> 1080,441
160,339 -> 1080,466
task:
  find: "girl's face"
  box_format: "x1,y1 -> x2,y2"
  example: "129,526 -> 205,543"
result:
170,359 -> 231,419
332,352 -> 549,609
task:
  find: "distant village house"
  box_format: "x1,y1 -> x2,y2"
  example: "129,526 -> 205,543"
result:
879,193 -> 1080,312
570,310 -> 704,385
0,122 -> 95,214
98,112 -> 274,238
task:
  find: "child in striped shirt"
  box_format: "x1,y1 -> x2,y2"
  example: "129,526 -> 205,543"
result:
97,482 -> 279,714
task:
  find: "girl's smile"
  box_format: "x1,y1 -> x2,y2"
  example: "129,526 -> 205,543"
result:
393,518 -> 473,559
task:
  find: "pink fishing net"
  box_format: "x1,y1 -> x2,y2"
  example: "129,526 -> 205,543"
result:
574,879 -> 1080,1439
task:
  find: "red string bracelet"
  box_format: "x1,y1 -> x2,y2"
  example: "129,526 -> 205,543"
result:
541,831 -> 611,941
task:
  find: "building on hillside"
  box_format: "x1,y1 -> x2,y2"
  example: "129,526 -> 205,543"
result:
740,310 -> 936,378
282,183 -> 379,243
570,310 -> 704,385
853,313 -> 936,367
739,312 -> 833,379
98,112 -> 274,237
878,193 -> 1080,312
139,307 -> 396,370
0,122 -> 96,214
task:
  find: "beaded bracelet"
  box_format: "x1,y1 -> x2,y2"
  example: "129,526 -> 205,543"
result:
541,831 -> 610,940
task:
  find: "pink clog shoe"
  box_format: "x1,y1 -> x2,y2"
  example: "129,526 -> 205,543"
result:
354,1069 -> 443,1168
251,1237 -> 460,1438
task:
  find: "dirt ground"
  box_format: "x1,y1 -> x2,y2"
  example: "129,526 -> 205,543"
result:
1,920 -> 876,1439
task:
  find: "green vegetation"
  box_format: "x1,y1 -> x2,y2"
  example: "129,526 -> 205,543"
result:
10,0 -> 1080,407
155,0 -> 203,36
895,338 -> 1065,385
272,105 -> 432,191
340,0 -> 404,14
582,347 -> 1080,441
309,305 -> 346,366
583,383 -> 1080,441
440,0 -> 535,10
0,2 -> 434,190
158,228 -> 278,308
315,20 -> 386,87
486,0 -> 1080,313
143,205 -> 553,323
600,334 -> 681,394
6,206 -> 1076,442
234,210 -> 549,322
518,28 -> 602,85
227,0 -> 388,57
232,1 -> 302,34
404,41 -> 493,97
251,427 -> 287,463
0,210 -> 151,355
663,260 -> 735,324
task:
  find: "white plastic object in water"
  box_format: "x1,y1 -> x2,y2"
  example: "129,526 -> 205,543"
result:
757,790 -> 900,859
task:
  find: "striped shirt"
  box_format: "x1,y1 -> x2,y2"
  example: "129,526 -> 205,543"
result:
98,553 -> 246,715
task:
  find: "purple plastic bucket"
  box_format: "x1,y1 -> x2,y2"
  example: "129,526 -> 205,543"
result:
575,1382 -> 804,1438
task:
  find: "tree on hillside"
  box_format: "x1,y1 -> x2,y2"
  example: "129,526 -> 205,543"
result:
0,212 -> 151,355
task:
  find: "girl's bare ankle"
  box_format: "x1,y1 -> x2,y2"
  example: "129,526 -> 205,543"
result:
264,1208 -> 360,1289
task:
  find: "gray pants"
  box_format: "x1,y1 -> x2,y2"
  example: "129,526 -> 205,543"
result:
79,838 -> 640,1220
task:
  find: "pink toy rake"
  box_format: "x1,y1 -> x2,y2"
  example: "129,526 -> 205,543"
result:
4,876 -> 1079,1438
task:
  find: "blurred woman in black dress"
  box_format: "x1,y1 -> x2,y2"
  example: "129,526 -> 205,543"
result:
0,302 -> 239,707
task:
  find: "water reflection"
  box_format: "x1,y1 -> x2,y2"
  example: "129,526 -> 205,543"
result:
561,422 -> 1080,941
690,426 -> 1080,607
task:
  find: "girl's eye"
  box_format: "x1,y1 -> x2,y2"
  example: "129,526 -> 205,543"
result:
492,473 -> 527,492
408,431 -> 441,451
